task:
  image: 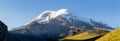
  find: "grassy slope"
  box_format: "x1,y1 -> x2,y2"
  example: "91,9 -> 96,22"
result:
63,35 -> 103,41
96,28 -> 120,41
63,29 -> 109,41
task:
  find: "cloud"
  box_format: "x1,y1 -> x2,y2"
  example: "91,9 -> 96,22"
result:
50,9 -> 68,18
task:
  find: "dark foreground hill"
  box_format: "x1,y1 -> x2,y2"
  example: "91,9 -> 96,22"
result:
0,21 -> 7,41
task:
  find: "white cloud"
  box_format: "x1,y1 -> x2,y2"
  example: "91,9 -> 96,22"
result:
50,9 -> 68,18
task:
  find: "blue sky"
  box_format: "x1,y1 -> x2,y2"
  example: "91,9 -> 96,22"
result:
0,0 -> 120,30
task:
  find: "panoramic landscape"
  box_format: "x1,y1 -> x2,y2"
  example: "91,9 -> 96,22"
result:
0,0 -> 120,41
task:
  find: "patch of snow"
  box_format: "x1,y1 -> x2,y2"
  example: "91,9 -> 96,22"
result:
26,9 -> 68,24
35,9 -> 68,20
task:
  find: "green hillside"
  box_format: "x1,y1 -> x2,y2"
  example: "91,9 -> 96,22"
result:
63,29 -> 109,41
96,28 -> 120,41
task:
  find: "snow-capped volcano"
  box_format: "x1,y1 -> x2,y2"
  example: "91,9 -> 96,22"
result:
10,9 -> 113,41
27,9 -> 69,24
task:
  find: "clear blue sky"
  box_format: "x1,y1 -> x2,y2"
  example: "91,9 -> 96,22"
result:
0,0 -> 120,30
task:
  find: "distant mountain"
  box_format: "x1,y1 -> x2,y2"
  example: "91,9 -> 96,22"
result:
9,9 -> 113,41
96,28 -> 120,41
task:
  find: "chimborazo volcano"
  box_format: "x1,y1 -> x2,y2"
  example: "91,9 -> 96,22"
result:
7,9 -> 113,41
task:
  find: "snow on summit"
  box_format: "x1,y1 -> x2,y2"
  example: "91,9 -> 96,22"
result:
35,9 -> 68,20
26,9 -> 113,31
26,9 -> 69,24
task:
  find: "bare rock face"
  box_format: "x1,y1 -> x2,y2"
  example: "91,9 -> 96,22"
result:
0,21 -> 8,41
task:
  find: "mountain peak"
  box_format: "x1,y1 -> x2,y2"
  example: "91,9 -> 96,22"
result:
26,9 -> 113,30
26,9 -> 69,24
35,9 -> 68,21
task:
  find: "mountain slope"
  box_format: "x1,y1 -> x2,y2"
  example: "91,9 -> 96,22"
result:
9,9 -> 113,41
96,28 -> 120,41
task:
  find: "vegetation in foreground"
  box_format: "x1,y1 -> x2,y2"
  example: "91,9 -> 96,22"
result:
63,29 -> 109,41
96,28 -> 120,41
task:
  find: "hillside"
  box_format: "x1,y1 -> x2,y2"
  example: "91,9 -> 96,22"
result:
96,28 -> 120,41
0,21 -> 8,41
62,29 -> 109,41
